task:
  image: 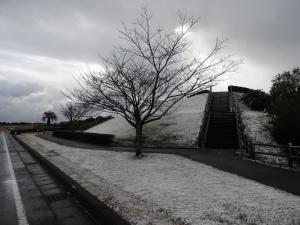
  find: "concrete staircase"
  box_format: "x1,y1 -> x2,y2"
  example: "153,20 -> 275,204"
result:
205,92 -> 239,148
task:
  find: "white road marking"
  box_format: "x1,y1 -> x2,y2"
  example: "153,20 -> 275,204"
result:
2,133 -> 29,225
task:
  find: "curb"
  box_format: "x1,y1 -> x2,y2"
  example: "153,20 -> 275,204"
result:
14,135 -> 130,225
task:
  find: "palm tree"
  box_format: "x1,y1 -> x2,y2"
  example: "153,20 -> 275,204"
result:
42,111 -> 57,126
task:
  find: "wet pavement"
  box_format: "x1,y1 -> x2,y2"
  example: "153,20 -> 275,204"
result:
0,132 -> 103,225
0,133 -> 20,225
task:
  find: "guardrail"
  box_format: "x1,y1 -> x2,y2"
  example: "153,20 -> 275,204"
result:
244,139 -> 300,168
229,87 -> 245,149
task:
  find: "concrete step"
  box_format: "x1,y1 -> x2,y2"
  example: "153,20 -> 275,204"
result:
205,91 -> 239,149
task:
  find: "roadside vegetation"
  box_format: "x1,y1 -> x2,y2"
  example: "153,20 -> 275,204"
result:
240,67 -> 300,146
267,67 -> 300,145
59,115 -> 113,131
241,89 -> 269,111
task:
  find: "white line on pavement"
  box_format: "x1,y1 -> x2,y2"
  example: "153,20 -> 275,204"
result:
2,132 -> 29,225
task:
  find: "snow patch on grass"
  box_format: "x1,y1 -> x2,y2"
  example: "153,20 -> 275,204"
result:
19,134 -> 300,225
234,92 -> 288,166
87,94 -> 208,147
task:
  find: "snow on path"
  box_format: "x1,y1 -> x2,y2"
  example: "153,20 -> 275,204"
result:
19,133 -> 300,225
87,94 -> 208,147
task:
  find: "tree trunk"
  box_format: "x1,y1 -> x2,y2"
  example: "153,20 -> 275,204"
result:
135,124 -> 143,157
47,118 -> 51,126
69,119 -> 74,131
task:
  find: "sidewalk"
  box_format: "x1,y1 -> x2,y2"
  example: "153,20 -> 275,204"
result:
38,133 -> 300,196
1,132 -> 111,225
0,132 -> 22,225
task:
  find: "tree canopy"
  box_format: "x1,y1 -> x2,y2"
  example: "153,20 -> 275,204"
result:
42,111 -> 57,126
268,67 -> 300,144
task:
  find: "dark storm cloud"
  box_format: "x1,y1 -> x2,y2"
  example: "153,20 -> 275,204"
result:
0,0 -> 299,122
0,0 -> 299,65
0,0 -> 140,62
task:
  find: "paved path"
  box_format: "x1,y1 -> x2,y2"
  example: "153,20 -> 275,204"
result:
0,132 -> 103,225
0,132 -> 23,225
38,133 -> 300,196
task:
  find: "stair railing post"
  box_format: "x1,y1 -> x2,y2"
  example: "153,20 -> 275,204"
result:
287,142 -> 293,167
199,89 -> 213,150
201,112 -> 211,150
250,140 -> 255,160
230,87 -> 242,150
245,135 -> 248,153
252,141 -> 256,160
249,139 -> 252,158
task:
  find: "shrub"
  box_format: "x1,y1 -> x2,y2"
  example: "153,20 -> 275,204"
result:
11,126 -> 62,135
267,67 -> 300,145
241,90 -> 269,111
60,116 -> 113,131
53,130 -> 115,146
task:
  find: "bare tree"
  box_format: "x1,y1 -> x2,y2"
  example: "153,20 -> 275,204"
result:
70,8 -> 240,156
60,101 -> 91,130
60,102 -> 90,123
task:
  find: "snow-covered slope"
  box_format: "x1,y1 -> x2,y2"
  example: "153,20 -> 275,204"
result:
234,92 -> 288,166
87,94 -> 208,147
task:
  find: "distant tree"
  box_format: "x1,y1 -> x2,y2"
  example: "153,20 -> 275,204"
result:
69,8 -> 240,156
60,102 -> 90,123
268,67 -> 300,144
42,111 -> 57,126
60,102 -> 91,130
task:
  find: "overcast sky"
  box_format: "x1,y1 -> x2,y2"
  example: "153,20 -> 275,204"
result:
0,0 -> 299,122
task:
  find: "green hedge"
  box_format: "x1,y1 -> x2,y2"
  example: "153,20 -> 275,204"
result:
53,130 -> 115,146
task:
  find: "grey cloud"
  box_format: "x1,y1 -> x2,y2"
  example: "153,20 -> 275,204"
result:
0,86 -> 66,122
0,79 -> 43,97
0,0 -> 299,122
0,0 -> 299,65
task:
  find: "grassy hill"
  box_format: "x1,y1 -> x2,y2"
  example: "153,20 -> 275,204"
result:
87,93 -> 208,147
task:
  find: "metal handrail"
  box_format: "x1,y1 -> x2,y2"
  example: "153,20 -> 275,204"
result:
201,112 -> 211,149
253,142 -> 300,167
198,91 -> 213,149
229,88 -> 246,149
254,142 -> 300,149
